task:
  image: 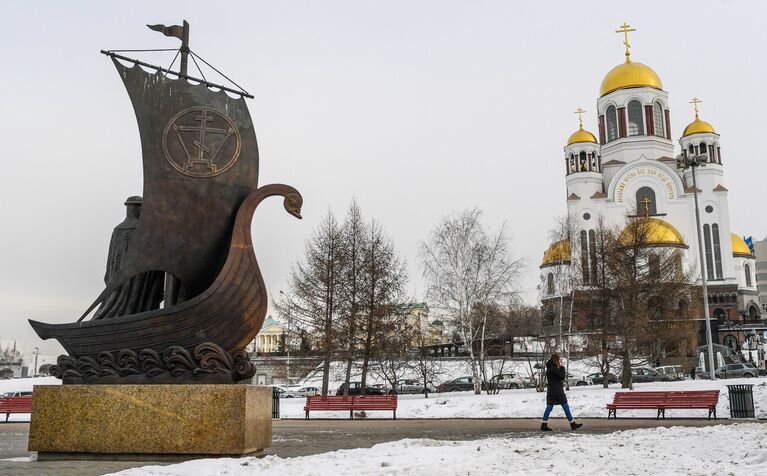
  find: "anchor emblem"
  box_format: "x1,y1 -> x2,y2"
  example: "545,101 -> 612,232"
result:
162,107 -> 241,178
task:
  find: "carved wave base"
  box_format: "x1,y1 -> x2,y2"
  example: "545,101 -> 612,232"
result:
29,384 -> 272,458
49,342 -> 256,385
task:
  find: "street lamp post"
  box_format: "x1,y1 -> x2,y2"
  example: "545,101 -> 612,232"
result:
34,347 -> 39,377
676,150 -> 716,379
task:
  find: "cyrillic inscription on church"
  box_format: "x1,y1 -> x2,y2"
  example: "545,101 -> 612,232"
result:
616,168 -> 675,202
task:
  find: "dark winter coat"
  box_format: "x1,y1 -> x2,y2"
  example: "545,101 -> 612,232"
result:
545,359 -> 567,405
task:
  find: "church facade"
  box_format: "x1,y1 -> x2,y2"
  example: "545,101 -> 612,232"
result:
540,25 -> 763,359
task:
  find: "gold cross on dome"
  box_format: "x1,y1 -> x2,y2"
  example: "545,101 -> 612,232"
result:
641,197 -> 652,216
690,97 -> 702,118
574,108 -> 586,128
615,22 -> 636,63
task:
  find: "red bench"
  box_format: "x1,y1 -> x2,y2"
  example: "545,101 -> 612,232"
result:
606,390 -> 719,419
304,395 -> 398,420
0,396 -> 33,422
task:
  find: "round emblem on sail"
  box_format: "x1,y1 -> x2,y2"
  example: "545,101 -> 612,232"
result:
162,107 -> 242,178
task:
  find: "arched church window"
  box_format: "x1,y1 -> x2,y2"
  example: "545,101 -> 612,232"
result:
587,314 -> 598,329
588,229 -> 597,281
748,303 -> 759,319
570,153 -> 576,172
699,143 -> 707,159
711,224 -> 723,279
688,144 -> 694,156
703,225 -> 714,280
672,252 -> 683,280
745,263 -> 753,287
606,105 -> 618,142
677,299 -> 689,317
653,101 -> 665,137
580,230 -> 590,284
713,308 -> 726,321
579,151 -> 588,171
635,187 -> 657,216
627,100 -> 645,136
649,253 -> 661,279
648,295 -> 663,319
547,273 -> 555,295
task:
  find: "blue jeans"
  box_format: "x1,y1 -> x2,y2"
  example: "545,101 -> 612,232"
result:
542,403 -> 574,422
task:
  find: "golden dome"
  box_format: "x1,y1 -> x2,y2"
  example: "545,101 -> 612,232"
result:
682,117 -> 716,137
600,61 -> 663,97
542,239 -> 571,266
731,233 -> 753,258
618,218 -> 687,248
567,127 -> 598,146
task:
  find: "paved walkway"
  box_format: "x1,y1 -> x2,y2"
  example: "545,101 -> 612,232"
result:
0,418 -> 756,475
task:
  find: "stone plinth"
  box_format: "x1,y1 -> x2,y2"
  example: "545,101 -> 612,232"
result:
28,384 -> 271,459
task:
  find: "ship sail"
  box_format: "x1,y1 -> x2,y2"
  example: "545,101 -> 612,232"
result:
97,58 -> 260,306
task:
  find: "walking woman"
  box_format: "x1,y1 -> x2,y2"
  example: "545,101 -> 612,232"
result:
541,353 -> 582,431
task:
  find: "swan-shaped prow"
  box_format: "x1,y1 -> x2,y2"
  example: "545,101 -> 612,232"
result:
283,192 -> 303,219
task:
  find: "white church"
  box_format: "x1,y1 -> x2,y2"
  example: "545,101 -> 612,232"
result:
540,24 -> 762,356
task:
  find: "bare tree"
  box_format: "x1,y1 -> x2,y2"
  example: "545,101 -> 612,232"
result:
574,217 -> 616,388
359,219 -> 408,393
409,324 -> 444,398
337,200 -> 366,395
574,215 -> 696,389
373,315 -> 412,394
282,211 -> 345,395
420,208 -> 523,394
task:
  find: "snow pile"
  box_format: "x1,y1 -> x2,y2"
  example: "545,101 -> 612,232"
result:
281,377 -> 767,419
107,423 -> 767,476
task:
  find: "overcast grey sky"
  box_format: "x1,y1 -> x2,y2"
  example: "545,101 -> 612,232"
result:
2,1 -> 765,356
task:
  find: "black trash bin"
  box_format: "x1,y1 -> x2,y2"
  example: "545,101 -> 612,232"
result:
727,384 -> 754,418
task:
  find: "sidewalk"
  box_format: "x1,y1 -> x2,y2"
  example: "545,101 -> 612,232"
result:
0,418 -> 754,476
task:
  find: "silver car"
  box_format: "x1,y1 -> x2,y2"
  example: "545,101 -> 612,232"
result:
389,379 -> 437,395
715,363 -> 758,379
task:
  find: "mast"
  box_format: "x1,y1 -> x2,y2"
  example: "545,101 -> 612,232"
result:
179,20 -> 190,76
145,19 -> 190,306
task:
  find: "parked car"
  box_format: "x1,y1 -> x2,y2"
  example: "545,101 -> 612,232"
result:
388,379 -> 437,395
566,373 -> 593,387
485,373 -> 527,390
336,382 -> 385,396
654,365 -> 686,381
1,391 -> 32,398
284,385 -> 319,398
295,386 -> 320,397
715,362 -> 758,379
586,372 -> 618,385
437,376 -> 475,392
626,367 -> 674,383
271,386 -> 288,398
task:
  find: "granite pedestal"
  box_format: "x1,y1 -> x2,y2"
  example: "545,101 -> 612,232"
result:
28,384 -> 271,460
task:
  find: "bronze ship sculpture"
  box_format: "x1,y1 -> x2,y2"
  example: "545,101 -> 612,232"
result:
29,22 -> 302,384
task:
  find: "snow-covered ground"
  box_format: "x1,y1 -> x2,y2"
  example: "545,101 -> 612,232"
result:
107,423 -> 767,475
283,377 -> 767,419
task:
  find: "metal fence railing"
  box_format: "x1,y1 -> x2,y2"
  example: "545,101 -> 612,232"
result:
272,386 -> 280,419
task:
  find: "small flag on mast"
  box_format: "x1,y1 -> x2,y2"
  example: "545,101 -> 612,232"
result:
147,24 -> 184,40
